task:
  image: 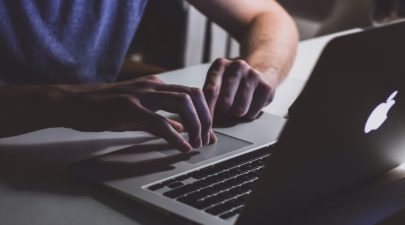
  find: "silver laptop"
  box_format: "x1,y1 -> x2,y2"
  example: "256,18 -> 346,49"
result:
72,21 -> 405,225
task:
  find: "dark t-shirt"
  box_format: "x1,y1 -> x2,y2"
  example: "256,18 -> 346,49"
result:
0,0 -> 147,85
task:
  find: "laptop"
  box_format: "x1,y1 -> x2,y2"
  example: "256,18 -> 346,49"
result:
71,21 -> 405,225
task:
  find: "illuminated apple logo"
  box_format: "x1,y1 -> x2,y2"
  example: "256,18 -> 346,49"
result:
364,91 -> 398,134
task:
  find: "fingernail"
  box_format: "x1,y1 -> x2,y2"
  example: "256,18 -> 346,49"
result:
196,137 -> 202,148
202,133 -> 209,145
209,130 -> 217,144
182,141 -> 192,152
234,108 -> 245,117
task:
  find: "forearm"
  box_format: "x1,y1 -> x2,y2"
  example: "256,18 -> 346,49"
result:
239,4 -> 299,87
0,85 -> 65,137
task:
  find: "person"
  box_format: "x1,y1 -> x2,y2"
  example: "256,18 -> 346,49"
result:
0,0 -> 298,152
373,0 -> 404,23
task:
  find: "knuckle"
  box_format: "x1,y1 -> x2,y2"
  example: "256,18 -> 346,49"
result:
189,87 -> 203,98
115,95 -> 136,107
227,60 -> 249,77
176,93 -> 192,104
206,116 -> 213,128
214,58 -> 228,67
152,115 -> 170,128
210,58 -> 227,72
258,81 -> 273,93
147,75 -> 161,82
110,95 -> 142,114
260,83 -> 275,102
137,80 -> 155,89
246,69 -> 260,81
232,59 -> 248,69
267,91 -> 275,103
263,83 -> 274,95
203,85 -> 220,98
221,97 -> 232,108
242,81 -> 252,91
235,59 -> 247,65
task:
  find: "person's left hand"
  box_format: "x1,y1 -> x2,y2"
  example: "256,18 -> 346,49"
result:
203,58 -> 275,122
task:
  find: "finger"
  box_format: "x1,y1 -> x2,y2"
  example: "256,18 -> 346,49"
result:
140,91 -> 202,148
203,58 -> 229,117
105,96 -> 190,152
155,84 -> 212,145
231,69 -> 260,117
122,75 -> 164,86
139,107 -> 192,152
216,60 -> 249,115
168,119 -> 184,133
244,81 -> 275,120
209,129 -> 217,144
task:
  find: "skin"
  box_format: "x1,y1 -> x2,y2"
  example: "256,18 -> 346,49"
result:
189,0 -> 298,120
0,0 -> 298,152
373,0 -> 402,23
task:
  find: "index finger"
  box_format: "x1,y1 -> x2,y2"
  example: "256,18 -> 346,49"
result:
140,91 -> 202,148
156,84 -> 213,145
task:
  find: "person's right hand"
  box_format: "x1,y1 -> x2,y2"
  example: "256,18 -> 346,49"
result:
62,76 -> 215,152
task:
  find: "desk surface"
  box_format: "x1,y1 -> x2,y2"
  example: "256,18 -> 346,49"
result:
2,29 -> 404,225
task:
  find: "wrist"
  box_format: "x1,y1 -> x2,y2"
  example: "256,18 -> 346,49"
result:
243,57 -> 282,88
0,85 -> 78,137
40,85 -> 79,128
253,66 -> 280,87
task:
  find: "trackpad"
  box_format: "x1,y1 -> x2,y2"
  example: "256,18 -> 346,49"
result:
71,132 -> 252,182
159,132 -> 251,164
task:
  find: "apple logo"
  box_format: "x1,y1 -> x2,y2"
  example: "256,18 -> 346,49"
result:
364,90 -> 398,134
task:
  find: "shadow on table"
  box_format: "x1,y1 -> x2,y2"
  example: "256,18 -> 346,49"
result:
0,136 -> 156,195
72,143 -> 198,182
0,135 -> 187,225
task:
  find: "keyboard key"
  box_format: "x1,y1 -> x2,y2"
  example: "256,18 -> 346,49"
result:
163,183 -> 199,198
197,186 -> 219,197
201,194 -> 228,207
193,179 -> 209,187
228,166 -> 244,175
178,195 -> 215,209
177,194 -> 201,205
205,199 -> 242,215
175,175 -> 189,181
220,210 -> 238,219
161,179 -> 176,186
167,181 -> 184,189
194,199 -> 214,209
190,166 -> 221,179
215,170 -> 232,180
219,205 -> 245,219
227,186 -> 245,197
239,182 -> 254,192
236,193 -> 250,204
211,181 -> 229,190
204,174 -> 223,184
148,183 -> 165,191
189,171 -> 207,179
154,145 -> 273,213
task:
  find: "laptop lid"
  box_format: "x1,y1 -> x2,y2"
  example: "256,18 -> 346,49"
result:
237,21 -> 405,225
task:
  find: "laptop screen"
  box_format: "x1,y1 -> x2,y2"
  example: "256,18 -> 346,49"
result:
237,21 -> 405,225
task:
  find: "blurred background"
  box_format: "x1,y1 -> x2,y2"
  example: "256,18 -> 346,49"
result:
121,0 -> 405,78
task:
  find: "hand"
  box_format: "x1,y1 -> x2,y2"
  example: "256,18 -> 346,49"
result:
203,58 -> 275,121
57,76 -> 214,152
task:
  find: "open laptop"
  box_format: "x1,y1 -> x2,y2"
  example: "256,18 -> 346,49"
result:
71,21 -> 405,225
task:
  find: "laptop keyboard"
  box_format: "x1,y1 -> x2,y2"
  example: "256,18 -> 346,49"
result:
147,146 -> 271,220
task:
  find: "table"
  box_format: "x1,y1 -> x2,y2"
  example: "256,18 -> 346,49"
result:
2,29 -> 404,225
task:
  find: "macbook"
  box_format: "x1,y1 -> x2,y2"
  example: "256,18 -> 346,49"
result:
72,21 -> 405,225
